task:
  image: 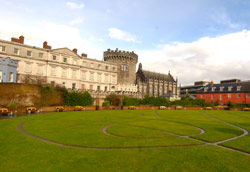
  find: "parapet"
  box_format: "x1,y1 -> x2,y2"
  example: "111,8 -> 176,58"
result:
103,48 -> 138,63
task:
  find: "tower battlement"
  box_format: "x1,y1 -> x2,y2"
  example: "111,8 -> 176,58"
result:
103,48 -> 138,63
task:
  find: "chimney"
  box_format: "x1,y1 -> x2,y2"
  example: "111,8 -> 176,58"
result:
210,81 -> 214,86
43,41 -> 52,50
11,35 -> 24,44
73,48 -> 77,54
81,53 -> 87,58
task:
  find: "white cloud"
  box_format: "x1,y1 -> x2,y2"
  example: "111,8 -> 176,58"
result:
137,30 -> 250,85
0,19 -> 103,60
108,27 -> 140,43
66,2 -> 85,9
69,18 -> 84,25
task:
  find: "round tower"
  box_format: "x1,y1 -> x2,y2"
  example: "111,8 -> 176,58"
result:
104,48 -> 138,85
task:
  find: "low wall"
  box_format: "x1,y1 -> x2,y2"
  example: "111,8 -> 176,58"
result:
0,83 -> 41,106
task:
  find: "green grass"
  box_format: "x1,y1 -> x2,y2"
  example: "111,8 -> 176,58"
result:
0,110 -> 250,172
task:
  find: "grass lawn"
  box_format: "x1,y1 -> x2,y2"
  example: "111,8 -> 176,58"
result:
0,110 -> 250,172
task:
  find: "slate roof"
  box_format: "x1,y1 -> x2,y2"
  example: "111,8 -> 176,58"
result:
197,81 -> 250,93
141,70 -> 175,82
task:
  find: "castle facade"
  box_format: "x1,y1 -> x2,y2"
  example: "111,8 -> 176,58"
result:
0,35 -> 180,104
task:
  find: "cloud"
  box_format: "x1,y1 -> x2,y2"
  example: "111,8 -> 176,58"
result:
69,18 -> 84,25
0,19 -> 103,61
66,2 -> 85,9
108,27 -> 140,43
137,30 -> 250,85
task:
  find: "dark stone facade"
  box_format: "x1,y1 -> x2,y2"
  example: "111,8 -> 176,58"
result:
136,63 -> 179,98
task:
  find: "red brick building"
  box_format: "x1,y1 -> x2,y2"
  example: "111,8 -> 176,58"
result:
196,79 -> 250,104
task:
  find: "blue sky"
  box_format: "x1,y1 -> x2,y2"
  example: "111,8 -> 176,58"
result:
1,0 -> 250,84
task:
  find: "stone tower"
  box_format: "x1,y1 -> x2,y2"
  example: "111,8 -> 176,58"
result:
104,48 -> 138,85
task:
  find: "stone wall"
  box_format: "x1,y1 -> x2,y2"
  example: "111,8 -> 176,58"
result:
0,83 -> 41,106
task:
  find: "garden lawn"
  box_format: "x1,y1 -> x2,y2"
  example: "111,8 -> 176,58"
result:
0,110 -> 250,172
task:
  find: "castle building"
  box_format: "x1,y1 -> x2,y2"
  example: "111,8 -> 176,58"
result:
0,35 -> 180,104
136,63 -> 180,100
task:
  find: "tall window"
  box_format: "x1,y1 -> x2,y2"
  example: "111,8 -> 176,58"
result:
228,86 -> 232,91
98,64 -> 101,69
105,74 -> 109,82
9,72 -> 14,82
72,70 -> 77,79
0,70 -> 2,82
237,86 -> 241,91
63,58 -> 67,63
220,94 -> 222,100
25,63 -> 32,73
105,66 -> 109,70
81,71 -> 87,80
97,73 -> 102,82
211,94 -> 214,101
72,83 -> 76,90
89,72 -> 94,81
0,46 -> 6,52
62,68 -> 67,78
104,86 -> 107,92
37,65 -> 43,75
237,93 -> 241,98
51,66 -> 56,76
228,93 -> 232,98
97,86 -> 100,91
53,55 -> 56,60
89,85 -> 93,91
112,75 -> 116,83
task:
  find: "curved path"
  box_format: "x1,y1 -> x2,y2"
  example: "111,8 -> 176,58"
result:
17,111 -> 249,155
18,121 -> 204,149
155,111 -> 250,156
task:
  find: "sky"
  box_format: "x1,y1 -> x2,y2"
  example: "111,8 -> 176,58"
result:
0,0 -> 250,85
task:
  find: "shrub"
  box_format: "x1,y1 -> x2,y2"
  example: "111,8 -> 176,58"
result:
65,91 -> 92,106
40,85 -> 65,106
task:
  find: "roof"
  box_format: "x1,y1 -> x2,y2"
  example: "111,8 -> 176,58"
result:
197,81 -> 250,93
142,70 -> 175,82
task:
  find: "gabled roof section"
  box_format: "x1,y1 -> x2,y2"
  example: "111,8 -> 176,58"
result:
51,48 -> 82,58
142,70 -> 175,82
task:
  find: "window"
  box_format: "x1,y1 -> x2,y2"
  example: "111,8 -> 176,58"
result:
247,93 -> 250,98
237,86 -> 241,91
97,86 -> 100,91
211,94 -> 214,101
212,87 -> 216,92
98,64 -> 101,69
27,51 -> 32,57
81,71 -> 87,80
0,46 -> 6,52
51,81 -> 55,85
228,86 -> 232,91
62,68 -> 67,78
89,72 -> 94,81
105,66 -> 109,70
91,63 -> 94,68
72,70 -> 77,79
50,66 -> 56,76
105,74 -> 109,82
82,61 -> 86,67
72,83 -> 76,90
237,93 -> 241,98
14,48 -> 20,55
89,85 -> 93,91
0,70 -> 2,82
25,63 -> 32,73
63,82 -> 66,87
204,87 -> 208,92
97,73 -> 102,82
121,64 -> 128,71
104,86 -> 108,92
9,72 -> 14,82
63,58 -> 67,63
220,94 -> 222,100
53,55 -> 56,60
39,53 -> 43,58
37,64 -> 43,75
81,84 -> 85,90
112,75 -> 116,83
113,67 -> 116,71
220,87 -> 224,91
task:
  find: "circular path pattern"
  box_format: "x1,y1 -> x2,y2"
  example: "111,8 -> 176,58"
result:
18,111 -> 249,156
